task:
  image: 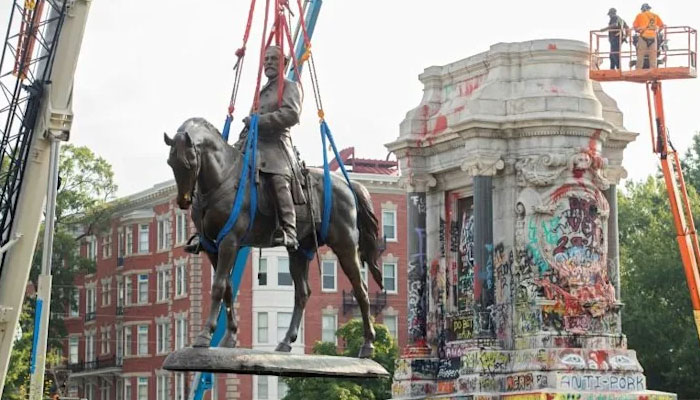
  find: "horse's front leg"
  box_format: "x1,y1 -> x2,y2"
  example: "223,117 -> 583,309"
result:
193,238 -> 238,347
276,251 -> 311,352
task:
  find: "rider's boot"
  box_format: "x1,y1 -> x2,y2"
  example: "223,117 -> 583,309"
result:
271,175 -> 299,251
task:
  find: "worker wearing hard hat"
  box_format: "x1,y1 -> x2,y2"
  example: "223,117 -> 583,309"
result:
602,8 -> 629,70
633,3 -> 664,69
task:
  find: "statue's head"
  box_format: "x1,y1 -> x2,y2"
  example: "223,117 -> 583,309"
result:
264,45 -> 283,80
164,126 -> 199,209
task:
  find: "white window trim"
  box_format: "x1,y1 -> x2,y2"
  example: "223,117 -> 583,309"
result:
175,211 -> 188,246
383,309 -> 399,342
156,215 -> 172,252
256,312 -> 269,344
381,207 -> 398,242
383,261 -> 398,294
255,256 -> 269,288
174,259 -> 188,298
321,312 -> 338,344
138,224 -> 150,254
321,259 -> 337,293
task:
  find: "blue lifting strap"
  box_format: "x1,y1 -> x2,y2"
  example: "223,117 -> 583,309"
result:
221,114 -> 233,142
192,247 -> 251,400
319,119 -> 356,242
217,114 -> 259,246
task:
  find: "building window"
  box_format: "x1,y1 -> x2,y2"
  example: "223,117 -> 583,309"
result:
322,314 -> 337,343
125,276 -> 133,306
278,380 -> 288,400
70,290 -> 79,317
277,257 -> 292,286
118,229 -> 124,257
116,329 -> 123,364
101,329 -> 111,354
102,234 -> 113,259
257,376 -> 269,400
124,326 -> 132,356
257,312 -> 268,344
384,314 -> 398,340
360,263 -> 368,285
137,325 -> 148,355
321,260 -> 337,292
124,379 -> 132,400
175,317 -> 187,350
176,212 -> 188,245
382,210 -> 397,241
258,258 -> 268,286
138,274 -> 149,304
175,373 -> 186,400
175,262 -> 187,296
125,227 -> 133,256
156,321 -> 170,354
277,312 -> 292,342
86,236 -> 97,261
86,383 -> 94,400
383,262 -> 397,293
157,269 -> 171,302
102,282 -> 111,306
85,332 -> 95,362
117,280 -> 124,308
138,224 -> 149,253
69,336 -> 79,364
157,375 -> 170,400
137,377 -> 148,400
86,287 -> 96,316
101,383 -> 110,400
117,378 -> 123,400
157,218 -> 171,251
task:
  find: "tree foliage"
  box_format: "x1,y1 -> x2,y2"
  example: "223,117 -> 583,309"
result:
5,144 -> 116,397
283,319 -> 398,400
619,175 -> 700,398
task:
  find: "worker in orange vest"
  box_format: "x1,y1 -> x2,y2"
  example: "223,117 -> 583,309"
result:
633,3 -> 664,69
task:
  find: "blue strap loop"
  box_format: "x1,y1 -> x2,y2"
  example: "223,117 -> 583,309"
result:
319,119 -> 356,242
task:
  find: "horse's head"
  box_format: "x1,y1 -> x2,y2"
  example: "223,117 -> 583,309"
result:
164,130 -> 199,209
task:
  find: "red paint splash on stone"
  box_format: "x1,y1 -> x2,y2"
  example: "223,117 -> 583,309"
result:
548,43 -> 557,50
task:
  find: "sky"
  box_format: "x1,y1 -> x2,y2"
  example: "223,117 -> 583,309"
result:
2,0 -> 700,197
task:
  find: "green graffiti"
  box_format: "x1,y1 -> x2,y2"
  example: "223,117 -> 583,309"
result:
542,216 -> 561,245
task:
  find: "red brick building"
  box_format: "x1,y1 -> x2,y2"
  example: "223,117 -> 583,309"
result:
62,148 -> 407,400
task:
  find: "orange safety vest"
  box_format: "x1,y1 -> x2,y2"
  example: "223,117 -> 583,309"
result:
633,11 -> 664,39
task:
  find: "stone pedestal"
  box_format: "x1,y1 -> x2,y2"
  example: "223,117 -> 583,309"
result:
387,39 -> 674,400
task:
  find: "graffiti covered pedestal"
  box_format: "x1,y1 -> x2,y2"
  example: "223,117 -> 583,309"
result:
386,39 -> 675,400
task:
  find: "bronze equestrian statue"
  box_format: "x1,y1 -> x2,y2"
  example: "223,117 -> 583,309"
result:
163,49 -> 384,358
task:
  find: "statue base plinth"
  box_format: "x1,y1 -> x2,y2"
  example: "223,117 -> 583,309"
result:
163,347 -> 389,378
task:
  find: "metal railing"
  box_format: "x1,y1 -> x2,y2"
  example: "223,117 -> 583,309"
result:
66,356 -> 119,373
342,290 -> 387,315
84,311 -> 96,322
589,26 -> 697,80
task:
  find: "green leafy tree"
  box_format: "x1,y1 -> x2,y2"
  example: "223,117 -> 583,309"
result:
681,132 -> 700,193
283,319 -> 398,400
618,176 -> 700,398
4,144 -> 117,397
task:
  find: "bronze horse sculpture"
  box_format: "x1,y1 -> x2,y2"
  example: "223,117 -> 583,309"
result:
164,117 -> 384,357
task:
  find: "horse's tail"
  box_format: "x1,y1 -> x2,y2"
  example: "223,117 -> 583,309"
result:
352,181 -> 384,290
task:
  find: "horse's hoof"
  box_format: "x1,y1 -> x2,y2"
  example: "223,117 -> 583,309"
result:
221,332 -> 237,348
275,342 -> 292,352
358,343 -> 374,359
193,333 -> 212,348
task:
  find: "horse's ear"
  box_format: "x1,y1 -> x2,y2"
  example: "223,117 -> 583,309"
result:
163,132 -> 174,146
184,131 -> 193,147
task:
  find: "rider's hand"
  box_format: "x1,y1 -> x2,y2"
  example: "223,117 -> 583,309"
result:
243,116 -> 251,128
